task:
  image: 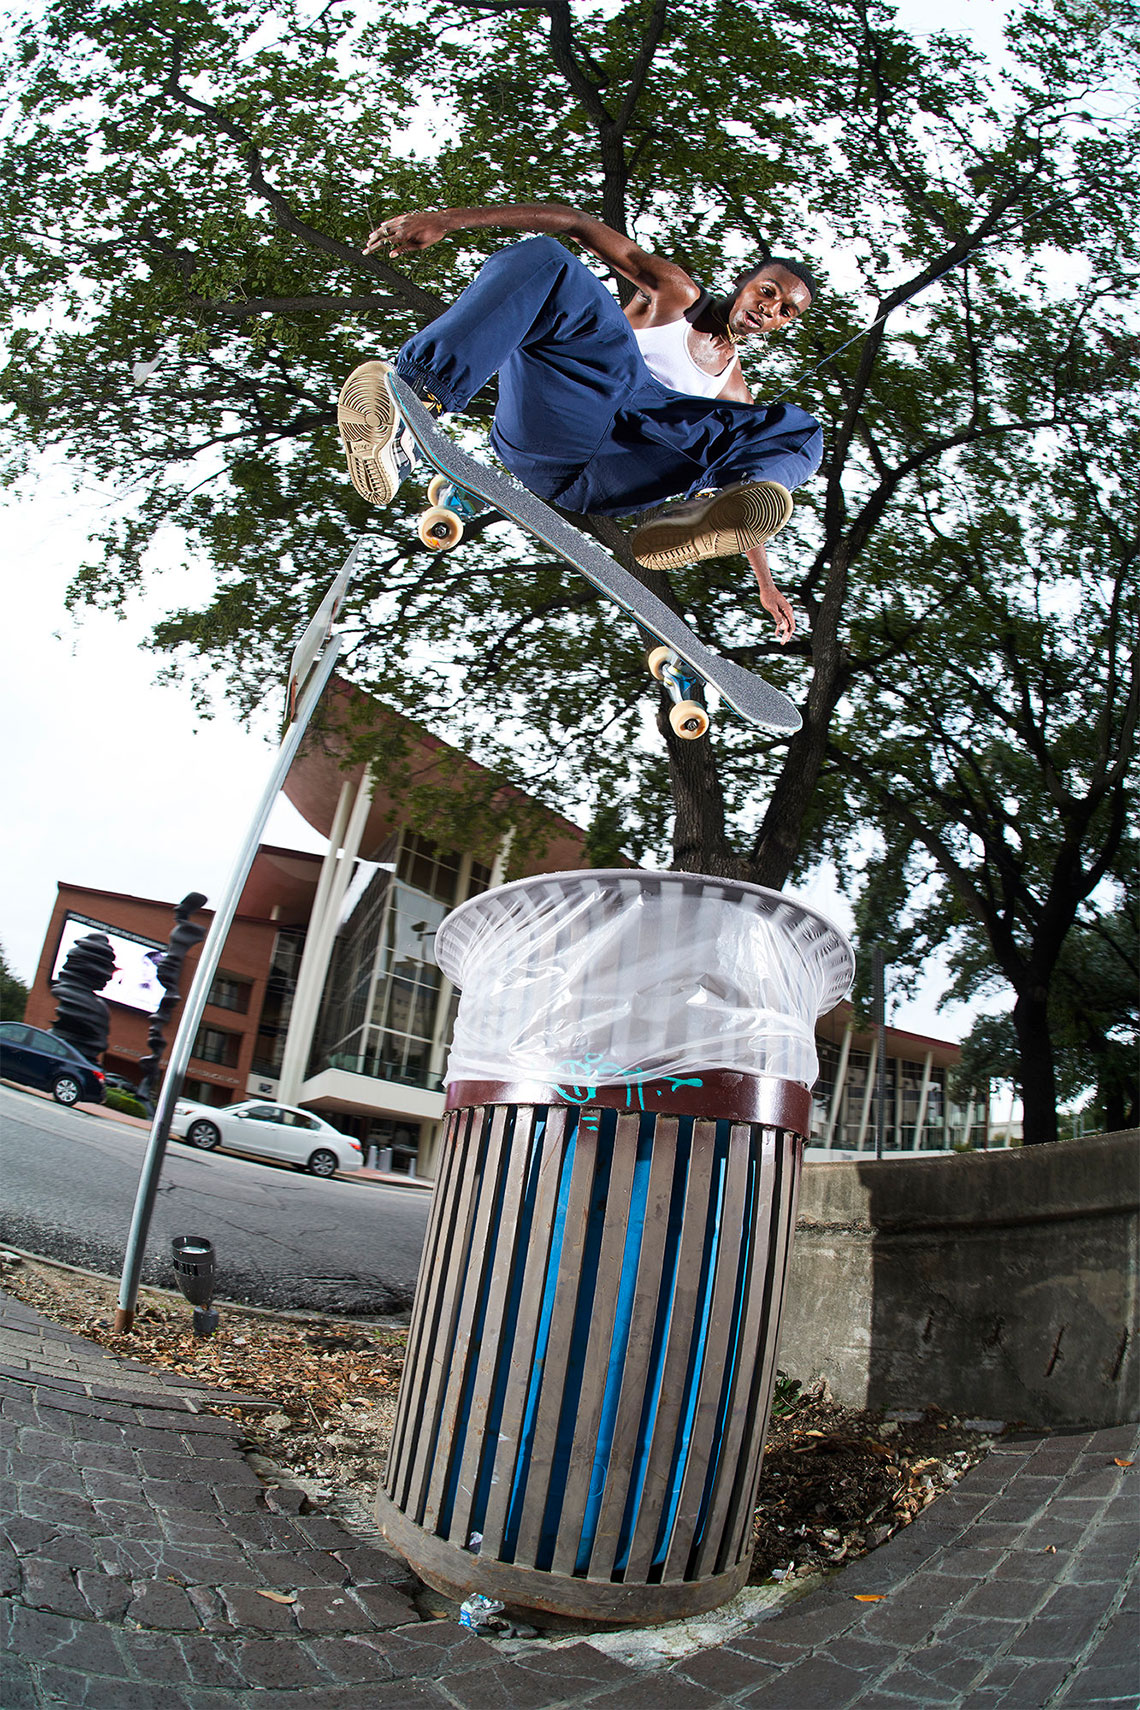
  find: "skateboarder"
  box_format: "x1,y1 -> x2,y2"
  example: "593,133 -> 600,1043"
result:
338,202 -> 823,643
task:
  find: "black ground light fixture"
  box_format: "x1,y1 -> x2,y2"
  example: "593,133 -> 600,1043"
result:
171,1236 -> 219,1337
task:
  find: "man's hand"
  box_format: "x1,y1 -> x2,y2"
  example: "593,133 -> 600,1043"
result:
746,543 -> 796,643
760,583 -> 796,644
365,210 -> 452,256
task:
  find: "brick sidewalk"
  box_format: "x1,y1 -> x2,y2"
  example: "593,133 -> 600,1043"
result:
1,1289 -> 1136,1708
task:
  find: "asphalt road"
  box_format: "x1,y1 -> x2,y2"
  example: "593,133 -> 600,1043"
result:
0,1084 -> 432,1315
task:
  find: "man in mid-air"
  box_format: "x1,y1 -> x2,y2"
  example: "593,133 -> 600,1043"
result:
337,201 -> 822,643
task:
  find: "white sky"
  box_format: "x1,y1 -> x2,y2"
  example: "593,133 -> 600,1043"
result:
0,0 -> 1010,1059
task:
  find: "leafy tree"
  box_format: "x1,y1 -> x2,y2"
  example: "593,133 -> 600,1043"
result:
823,342 -> 1137,1144
951,1012 -> 1019,1107
1051,891 -> 1139,1134
2,0 -> 1137,1140
952,886 -> 1139,1136
0,943 -> 29,1023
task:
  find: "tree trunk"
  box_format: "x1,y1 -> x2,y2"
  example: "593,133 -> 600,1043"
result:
663,711 -> 748,878
1013,986 -> 1060,1146
749,554 -> 853,889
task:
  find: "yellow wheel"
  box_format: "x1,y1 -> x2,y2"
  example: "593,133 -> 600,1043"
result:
418,506 -> 464,550
427,473 -> 450,507
669,700 -> 711,740
647,645 -> 674,682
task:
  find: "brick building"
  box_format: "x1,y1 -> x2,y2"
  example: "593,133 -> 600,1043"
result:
22,683 -> 992,1176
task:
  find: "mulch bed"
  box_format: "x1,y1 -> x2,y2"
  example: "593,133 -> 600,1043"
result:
2,1253 -> 996,1591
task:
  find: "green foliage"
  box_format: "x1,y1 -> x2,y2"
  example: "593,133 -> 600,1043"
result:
104,1086 -> 150,1118
0,943 -> 28,1023
771,1371 -> 804,1420
952,886 -> 1139,1131
950,1013 -> 1018,1104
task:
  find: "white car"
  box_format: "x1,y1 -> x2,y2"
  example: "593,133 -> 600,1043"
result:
171,1098 -> 362,1177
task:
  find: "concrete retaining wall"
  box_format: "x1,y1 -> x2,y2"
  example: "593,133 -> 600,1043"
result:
778,1130 -> 1139,1428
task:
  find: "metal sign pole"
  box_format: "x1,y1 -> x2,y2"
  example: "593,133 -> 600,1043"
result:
114,554 -> 357,1331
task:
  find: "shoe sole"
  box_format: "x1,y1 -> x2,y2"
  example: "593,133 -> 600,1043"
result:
337,361 -> 403,504
633,483 -> 794,571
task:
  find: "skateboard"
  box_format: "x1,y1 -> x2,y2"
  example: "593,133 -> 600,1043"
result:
388,375 -> 801,740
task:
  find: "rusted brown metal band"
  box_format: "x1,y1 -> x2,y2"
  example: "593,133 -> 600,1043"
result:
444,1071 -> 811,1133
375,1488 -> 750,1626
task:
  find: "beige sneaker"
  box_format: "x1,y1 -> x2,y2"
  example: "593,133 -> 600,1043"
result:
337,360 -> 418,504
632,482 -> 794,571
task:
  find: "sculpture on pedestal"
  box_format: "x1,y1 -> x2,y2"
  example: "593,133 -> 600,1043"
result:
137,892 -> 208,1105
51,932 -> 115,1064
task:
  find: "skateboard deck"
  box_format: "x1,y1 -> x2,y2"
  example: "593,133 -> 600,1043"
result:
388,375 -> 802,737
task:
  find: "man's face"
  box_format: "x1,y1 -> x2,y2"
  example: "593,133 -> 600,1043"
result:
729,265 -> 812,340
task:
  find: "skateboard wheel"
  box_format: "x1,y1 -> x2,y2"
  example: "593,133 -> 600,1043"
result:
647,645 -> 675,682
427,474 -> 451,507
418,506 -> 464,550
669,700 -> 711,740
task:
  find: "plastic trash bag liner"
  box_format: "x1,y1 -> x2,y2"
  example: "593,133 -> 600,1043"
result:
435,870 -> 854,1090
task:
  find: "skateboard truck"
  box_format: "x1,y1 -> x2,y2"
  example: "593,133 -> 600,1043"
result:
647,645 -> 713,741
418,474 -> 483,550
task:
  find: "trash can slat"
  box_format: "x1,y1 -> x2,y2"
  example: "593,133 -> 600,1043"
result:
661,1121 -> 753,1581
386,1103 -> 473,1507
550,1112 -> 642,1576
692,1125 -> 782,1577
444,1102 -> 538,1552
623,1118 -> 719,1582
726,1138 -> 801,1570
423,1103 -> 514,1533
400,1104 -> 490,1518
477,1103 -> 575,1556
510,1118 -> 602,1569
584,1115 -> 684,1581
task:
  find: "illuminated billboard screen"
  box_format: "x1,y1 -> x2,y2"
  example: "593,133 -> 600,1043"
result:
52,913 -> 168,1015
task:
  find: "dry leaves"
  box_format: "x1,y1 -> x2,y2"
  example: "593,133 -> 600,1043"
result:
4,1254 -> 997,1590
749,1390 -> 995,1585
1,1256 -> 406,1504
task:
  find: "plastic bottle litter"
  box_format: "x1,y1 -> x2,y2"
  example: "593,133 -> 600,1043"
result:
457,1592 -> 506,1633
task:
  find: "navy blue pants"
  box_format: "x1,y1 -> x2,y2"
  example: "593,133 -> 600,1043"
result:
395,236 -> 823,515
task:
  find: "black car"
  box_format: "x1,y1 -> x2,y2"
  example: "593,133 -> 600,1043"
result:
0,1022 -> 106,1105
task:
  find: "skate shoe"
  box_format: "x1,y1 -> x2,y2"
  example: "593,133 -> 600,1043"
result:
337,360 -> 420,505
632,482 -> 794,571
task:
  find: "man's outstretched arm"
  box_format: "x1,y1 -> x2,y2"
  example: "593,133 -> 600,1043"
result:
368,203 -> 700,317
745,543 -> 796,643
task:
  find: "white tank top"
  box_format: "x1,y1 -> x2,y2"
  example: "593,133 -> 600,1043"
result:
633,317 -> 734,398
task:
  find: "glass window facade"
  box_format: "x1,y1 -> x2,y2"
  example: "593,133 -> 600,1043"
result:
251,928 -> 305,1077
181,1077 -> 231,1107
208,973 -> 251,1014
812,1031 -> 991,1151
193,1025 -> 241,1069
309,831 -> 480,1094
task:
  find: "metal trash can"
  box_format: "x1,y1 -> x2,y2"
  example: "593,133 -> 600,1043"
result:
375,872 -> 853,1625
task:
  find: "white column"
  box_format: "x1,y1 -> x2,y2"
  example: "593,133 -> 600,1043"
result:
823,1021 -> 854,1146
418,1117 -> 444,1182
961,1096 -> 976,1150
488,826 -> 515,889
278,771 -> 374,1104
